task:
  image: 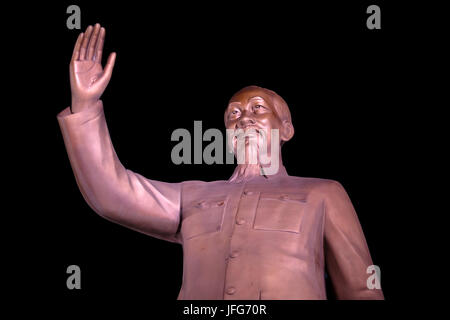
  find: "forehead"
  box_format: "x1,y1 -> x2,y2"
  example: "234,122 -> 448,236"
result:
228,88 -> 274,105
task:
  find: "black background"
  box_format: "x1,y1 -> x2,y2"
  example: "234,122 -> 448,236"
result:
9,0 -> 434,316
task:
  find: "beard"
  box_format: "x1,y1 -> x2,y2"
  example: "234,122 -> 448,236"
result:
230,128 -> 271,165
226,127 -> 281,180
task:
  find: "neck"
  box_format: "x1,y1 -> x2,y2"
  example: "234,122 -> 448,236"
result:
228,153 -> 284,183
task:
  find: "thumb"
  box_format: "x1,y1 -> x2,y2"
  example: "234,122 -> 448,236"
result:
100,52 -> 116,86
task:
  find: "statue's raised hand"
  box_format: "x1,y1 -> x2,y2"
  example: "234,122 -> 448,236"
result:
70,24 -> 116,113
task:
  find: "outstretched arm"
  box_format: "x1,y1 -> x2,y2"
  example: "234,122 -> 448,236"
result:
58,24 -> 181,243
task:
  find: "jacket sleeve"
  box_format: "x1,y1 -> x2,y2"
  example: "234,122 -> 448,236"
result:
57,100 -> 181,243
323,180 -> 384,299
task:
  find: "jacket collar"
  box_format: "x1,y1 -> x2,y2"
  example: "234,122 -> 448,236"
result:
227,164 -> 289,183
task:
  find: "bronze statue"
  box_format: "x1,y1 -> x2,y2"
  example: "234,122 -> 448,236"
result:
58,24 -> 384,300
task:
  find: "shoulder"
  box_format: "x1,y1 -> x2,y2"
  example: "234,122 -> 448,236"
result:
181,179 -> 228,191
286,175 -> 343,189
181,179 -> 227,186
285,175 -> 347,198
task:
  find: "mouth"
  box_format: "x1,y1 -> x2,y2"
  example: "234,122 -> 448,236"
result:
231,126 -> 264,148
234,126 -> 260,136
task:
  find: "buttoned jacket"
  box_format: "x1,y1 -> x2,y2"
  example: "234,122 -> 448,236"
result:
57,101 -> 384,300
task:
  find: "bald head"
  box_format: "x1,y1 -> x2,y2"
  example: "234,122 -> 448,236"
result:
225,85 -> 292,126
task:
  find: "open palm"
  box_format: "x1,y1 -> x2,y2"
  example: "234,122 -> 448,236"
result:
70,24 -> 116,112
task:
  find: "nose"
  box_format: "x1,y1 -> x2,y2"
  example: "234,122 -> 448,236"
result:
238,110 -> 256,128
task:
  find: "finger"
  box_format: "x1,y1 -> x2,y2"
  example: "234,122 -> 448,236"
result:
71,32 -> 84,62
79,25 -> 93,60
100,52 -> 116,86
94,27 -> 105,63
87,23 -> 101,60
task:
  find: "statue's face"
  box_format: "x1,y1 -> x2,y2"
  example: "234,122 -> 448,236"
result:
225,87 -> 284,162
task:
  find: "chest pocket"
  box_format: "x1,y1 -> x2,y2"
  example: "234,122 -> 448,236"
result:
181,198 -> 226,240
253,192 -> 307,234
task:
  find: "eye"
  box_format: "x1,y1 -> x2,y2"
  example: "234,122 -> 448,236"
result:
254,104 -> 265,110
230,108 -> 241,116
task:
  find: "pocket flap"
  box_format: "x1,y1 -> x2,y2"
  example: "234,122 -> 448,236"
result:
260,192 -> 307,203
182,198 -> 226,240
254,192 -> 307,233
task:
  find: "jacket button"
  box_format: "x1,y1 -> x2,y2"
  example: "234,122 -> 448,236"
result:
196,201 -> 207,208
226,287 -> 236,295
230,251 -> 239,258
236,218 -> 246,225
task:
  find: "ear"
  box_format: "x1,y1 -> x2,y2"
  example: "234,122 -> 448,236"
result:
280,120 -> 294,142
